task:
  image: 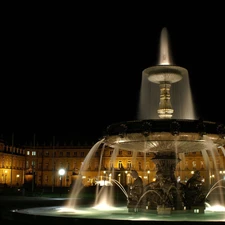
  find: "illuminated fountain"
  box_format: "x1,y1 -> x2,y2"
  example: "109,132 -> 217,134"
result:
10,28 -> 225,224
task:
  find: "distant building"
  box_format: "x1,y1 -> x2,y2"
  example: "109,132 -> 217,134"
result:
0,138 -> 224,190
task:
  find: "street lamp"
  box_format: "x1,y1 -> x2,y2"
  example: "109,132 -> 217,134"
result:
58,168 -> 65,196
125,170 -> 128,186
147,170 -> 150,183
16,174 -> 20,186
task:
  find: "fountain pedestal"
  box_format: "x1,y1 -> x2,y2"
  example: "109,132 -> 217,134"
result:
190,206 -> 205,214
157,205 -> 172,215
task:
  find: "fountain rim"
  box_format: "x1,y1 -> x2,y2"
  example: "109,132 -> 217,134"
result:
105,119 -> 223,135
103,119 -> 225,151
142,65 -> 188,84
9,206 -> 225,224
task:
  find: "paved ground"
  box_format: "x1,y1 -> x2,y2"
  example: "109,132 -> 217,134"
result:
0,195 -> 70,224
0,195 -> 129,225
0,186 -> 128,224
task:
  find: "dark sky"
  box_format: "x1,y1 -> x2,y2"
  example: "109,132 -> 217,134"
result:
1,7 -> 225,145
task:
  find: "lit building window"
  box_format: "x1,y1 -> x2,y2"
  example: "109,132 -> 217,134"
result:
31,161 -> 35,168
192,161 -> 196,168
185,161 -> 188,169
139,162 -> 142,170
127,161 -> 132,169
118,161 -> 123,169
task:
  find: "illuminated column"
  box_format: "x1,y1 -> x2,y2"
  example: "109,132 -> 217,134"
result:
4,170 -> 7,184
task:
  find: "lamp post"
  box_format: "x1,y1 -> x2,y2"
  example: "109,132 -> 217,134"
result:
16,174 -> 20,186
125,171 -> 128,186
58,168 -> 65,196
147,170 -> 150,183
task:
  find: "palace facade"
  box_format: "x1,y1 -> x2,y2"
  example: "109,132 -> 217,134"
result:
0,137 -> 225,190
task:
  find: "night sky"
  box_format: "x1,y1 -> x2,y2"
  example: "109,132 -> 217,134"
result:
1,7 -> 225,145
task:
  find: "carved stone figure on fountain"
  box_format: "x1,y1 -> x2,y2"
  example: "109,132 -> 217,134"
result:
146,171 -> 167,209
142,152 -> 184,210
179,170 -> 206,210
144,170 -> 178,209
127,170 -> 143,210
186,170 -> 202,188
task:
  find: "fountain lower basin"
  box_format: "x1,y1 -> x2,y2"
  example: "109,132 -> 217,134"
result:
9,205 -> 225,224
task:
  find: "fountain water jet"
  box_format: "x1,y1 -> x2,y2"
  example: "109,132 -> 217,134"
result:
138,28 -> 196,120
9,27 -> 225,224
